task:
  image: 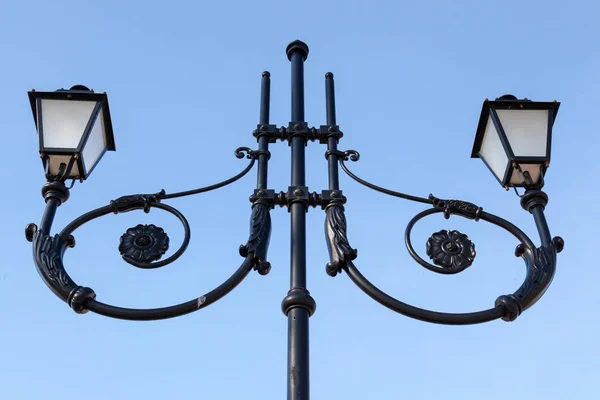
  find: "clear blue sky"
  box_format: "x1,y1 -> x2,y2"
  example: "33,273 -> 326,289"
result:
1,1 -> 599,399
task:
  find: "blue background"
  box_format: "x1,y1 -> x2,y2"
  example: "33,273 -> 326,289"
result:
1,1 -> 598,399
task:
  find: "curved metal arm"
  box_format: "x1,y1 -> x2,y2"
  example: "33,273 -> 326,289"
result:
27,146 -> 266,319
509,191 -> 563,314
85,256 -> 254,321
344,260 -> 505,325
345,205 -> 559,324
326,159 -> 562,323
339,150 -> 432,205
160,147 -> 257,200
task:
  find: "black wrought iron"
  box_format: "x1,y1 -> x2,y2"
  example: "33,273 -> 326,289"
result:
26,40 -> 563,400
339,150 -> 433,204
429,195 -> 483,220
324,204 -> 357,277
340,155 -> 561,322
119,224 -> 170,266
27,148 -> 262,318
322,72 -> 356,279
110,190 -> 165,214
239,203 -> 272,275
426,229 -> 476,270
285,39 -> 313,400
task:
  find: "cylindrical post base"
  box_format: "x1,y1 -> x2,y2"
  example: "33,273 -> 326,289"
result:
288,308 -> 310,400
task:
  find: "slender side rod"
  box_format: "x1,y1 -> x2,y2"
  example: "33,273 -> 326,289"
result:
257,71 -> 271,189
325,72 -> 340,190
285,40 -> 312,400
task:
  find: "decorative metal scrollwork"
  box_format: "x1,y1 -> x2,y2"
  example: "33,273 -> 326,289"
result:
110,190 -> 165,214
405,208 -> 478,275
239,203 -> 272,275
119,224 -> 170,266
335,150 -> 561,324
31,228 -> 74,291
426,229 -> 475,270
324,205 -> 357,277
429,195 -> 483,221
29,147 -> 267,320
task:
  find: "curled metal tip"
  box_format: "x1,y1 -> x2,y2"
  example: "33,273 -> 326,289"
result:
234,147 -> 254,159
344,150 -> 360,162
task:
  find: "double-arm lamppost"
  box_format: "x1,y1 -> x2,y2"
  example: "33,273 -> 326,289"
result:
25,40 -> 563,399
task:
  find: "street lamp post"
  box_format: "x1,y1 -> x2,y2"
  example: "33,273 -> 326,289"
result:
25,40 -> 563,400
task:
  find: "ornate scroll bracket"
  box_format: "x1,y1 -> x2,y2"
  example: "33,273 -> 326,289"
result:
110,190 -> 165,214
498,237 -> 561,322
239,203 -> 272,275
235,146 -> 269,160
31,228 -> 74,290
429,195 -> 483,221
329,149 -> 360,162
27,142 -> 270,320
27,224 -> 96,314
324,205 -> 357,277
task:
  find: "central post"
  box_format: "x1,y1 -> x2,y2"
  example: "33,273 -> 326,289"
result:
282,40 -> 315,400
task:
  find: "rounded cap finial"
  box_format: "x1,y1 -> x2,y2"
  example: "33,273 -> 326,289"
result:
286,40 -> 309,62
69,85 -> 92,91
57,85 -> 93,93
496,94 -> 518,101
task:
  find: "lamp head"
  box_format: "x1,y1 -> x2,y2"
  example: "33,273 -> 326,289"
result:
472,95 -> 559,189
28,85 -> 115,181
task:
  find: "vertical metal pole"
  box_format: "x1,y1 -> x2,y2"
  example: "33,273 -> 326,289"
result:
284,40 -> 314,400
39,198 -> 59,234
325,72 -> 340,190
531,206 -> 552,246
39,181 -> 69,234
257,71 -> 271,189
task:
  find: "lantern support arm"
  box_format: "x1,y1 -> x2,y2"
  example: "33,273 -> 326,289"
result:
326,162 -> 562,323
338,150 -> 433,205
25,146 -> 267,319
160,147 -> 258,200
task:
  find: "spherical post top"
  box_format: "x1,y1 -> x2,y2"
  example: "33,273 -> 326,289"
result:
55,85 -> 93,93
286,40 -> 309,61
68,85 -> 92,92
496,94 -> 518,101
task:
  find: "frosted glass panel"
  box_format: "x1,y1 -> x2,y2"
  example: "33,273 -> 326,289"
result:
479,116 -> 508,182
510,163 -> 542,186
40,99 -> 96,149
47,155 -> 80,178
496,110 -> 549,157
82,109 -> 107,175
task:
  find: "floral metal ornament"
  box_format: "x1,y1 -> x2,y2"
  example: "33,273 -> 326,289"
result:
426,229 -> 476,270
119,224 -> 169,264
